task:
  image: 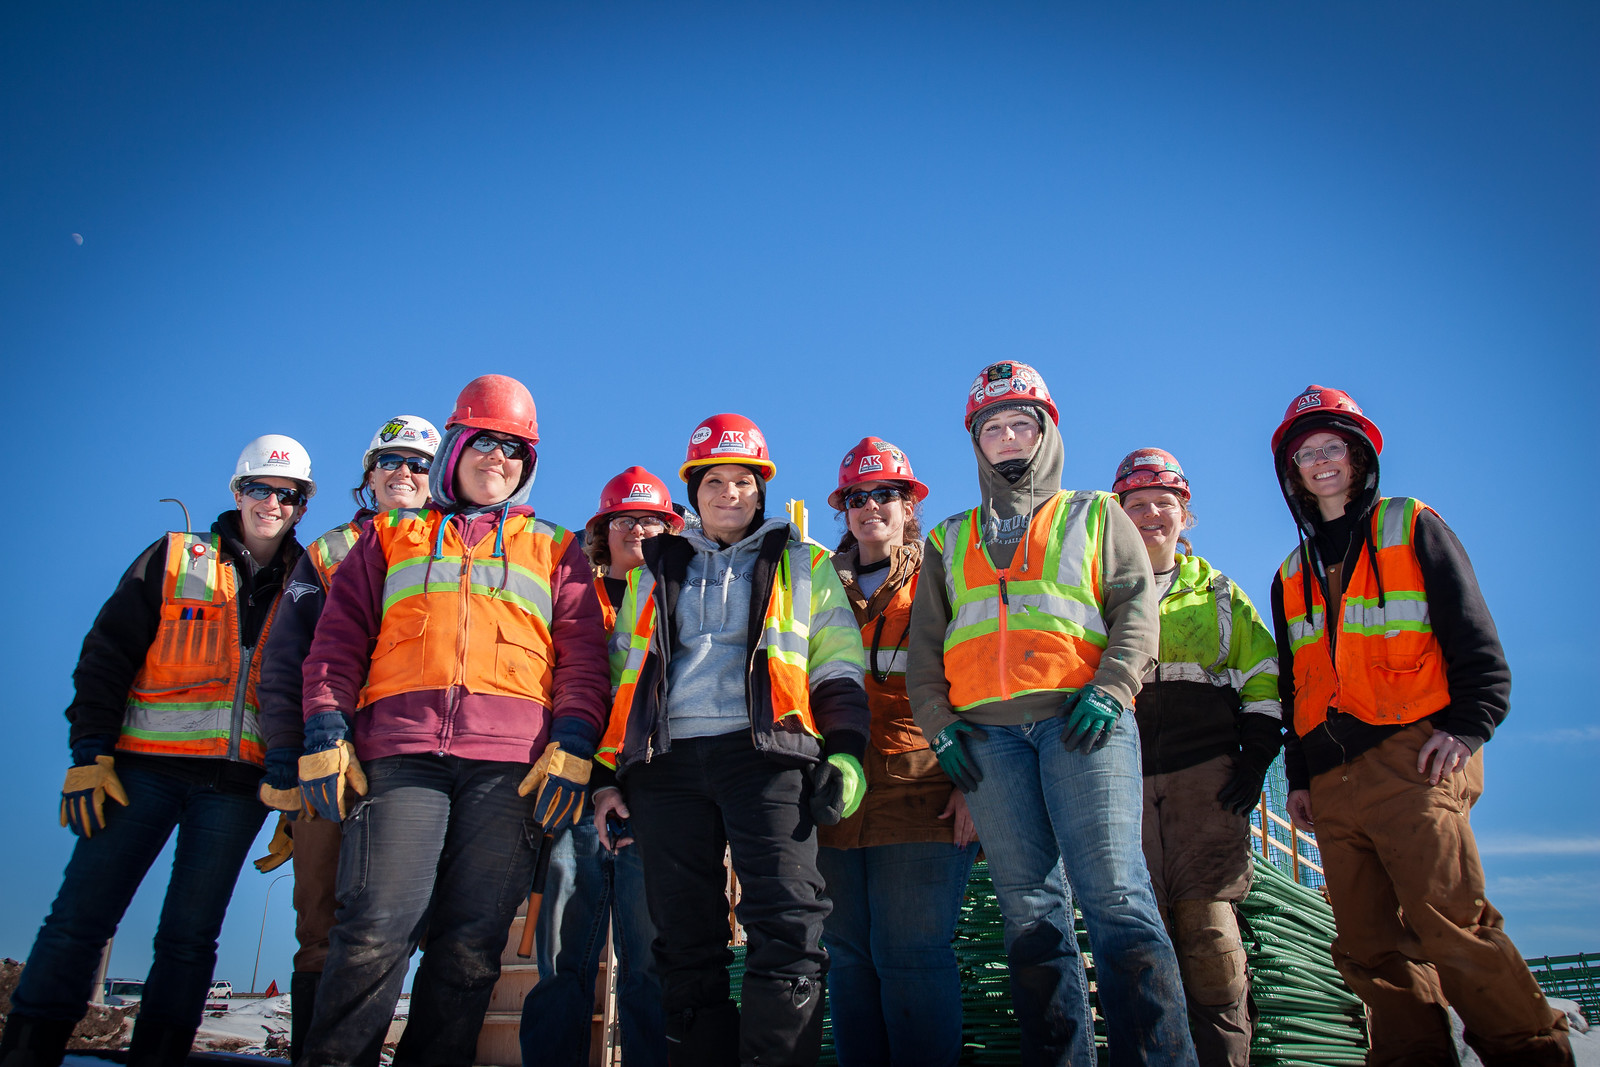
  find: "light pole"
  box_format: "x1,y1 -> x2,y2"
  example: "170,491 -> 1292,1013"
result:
251,872 -> 292,995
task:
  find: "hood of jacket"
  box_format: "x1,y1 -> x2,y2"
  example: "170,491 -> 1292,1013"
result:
969,412 -> 1064,566
427,423 -> 536,513
1272,412 -> 1381,539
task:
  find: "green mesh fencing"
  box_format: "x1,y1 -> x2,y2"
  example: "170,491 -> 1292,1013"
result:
1525,953 -> 1600,1026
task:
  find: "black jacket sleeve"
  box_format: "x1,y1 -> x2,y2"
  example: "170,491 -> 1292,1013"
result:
67,537 -> 168,747
256,551 -> 327,753
1269,572 -> 1311,791
1412,510 -> 1510,751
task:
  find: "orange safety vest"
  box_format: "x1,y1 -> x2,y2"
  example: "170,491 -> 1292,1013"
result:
1280,497 -> 1449,737
119,532 -> 283,765
594,575 -> 619,632
307,520 -> 363,589
860,570 -> 924,754
930,491 -> 1110,712
363,509 -> 576,708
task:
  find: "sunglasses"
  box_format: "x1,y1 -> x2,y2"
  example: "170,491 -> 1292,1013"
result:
240,483 -> 306,507
843,487 -> 905,510
468,434 -> 529,460
373,453 -> 431,474
1117,469 -> 1186,491
1292,441 -> 1348,468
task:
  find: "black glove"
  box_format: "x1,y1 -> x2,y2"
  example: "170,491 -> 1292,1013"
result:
1216,715 -> 1284,816
808,754 -> 865,826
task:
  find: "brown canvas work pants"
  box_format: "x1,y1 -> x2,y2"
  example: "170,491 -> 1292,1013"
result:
291,814 -> 344,971
1143,753 -> 1254,1066
1309,721 -> 1573,1067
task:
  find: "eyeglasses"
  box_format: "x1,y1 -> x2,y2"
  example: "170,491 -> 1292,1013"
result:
240,483 -> 306,507
610,515 -> 668,534
373,453 -> 431,474
843,487 -> 905,510
1292,441 -> 1349,468
468,434 -> 529,460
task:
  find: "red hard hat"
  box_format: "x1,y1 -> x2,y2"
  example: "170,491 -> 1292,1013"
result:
1113,448 -> 1191,501
965,361 -> 1060,431
828,437 -> 931,510
447,374 -> 540,443
679,413 -> 777,481
590,466 -> 685,532
1270,384 -> 1383,456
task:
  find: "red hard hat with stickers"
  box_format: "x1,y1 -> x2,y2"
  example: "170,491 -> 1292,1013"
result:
827,437 -> 931,510
964,361 -> 1059,431
447,374 -> 540,443
1112,448 -> 1191,502
679,413 -> 777,481
591,466 -> 685,532
1270,384 -> 1384,456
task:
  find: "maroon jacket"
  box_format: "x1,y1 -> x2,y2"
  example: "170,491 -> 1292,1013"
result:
302,506 -> 610,764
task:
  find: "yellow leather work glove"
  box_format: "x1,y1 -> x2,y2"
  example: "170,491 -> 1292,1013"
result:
258,781 -> 306,817
516,742 -> 591,836
253,813 -> 295,873
299,740 -> 369,822
60,755 -> 130,838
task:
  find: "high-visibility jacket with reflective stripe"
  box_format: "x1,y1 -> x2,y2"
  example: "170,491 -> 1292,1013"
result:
1146,553 -> 1281,716
1280,497 -> 1449,737
858,569 -> 923,754
594,576 -> 632,696
119,532 -> 281,765
597,538 -> 865,770
363,509 -> 575,708
929,490 -> 1110,712
308,521 -> 362,589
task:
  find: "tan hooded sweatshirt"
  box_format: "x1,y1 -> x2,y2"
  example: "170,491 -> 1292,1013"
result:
906,413 -> 1159,739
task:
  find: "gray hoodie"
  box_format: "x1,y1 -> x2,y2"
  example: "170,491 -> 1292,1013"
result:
666,516 -> 791,738
907,414 -> 1160,738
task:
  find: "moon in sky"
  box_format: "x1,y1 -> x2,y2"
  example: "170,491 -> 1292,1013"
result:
71,233 -> 83,245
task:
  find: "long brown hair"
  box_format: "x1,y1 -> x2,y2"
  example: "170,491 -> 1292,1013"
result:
1288,437 -> 1372,518
834,498 -> 923,554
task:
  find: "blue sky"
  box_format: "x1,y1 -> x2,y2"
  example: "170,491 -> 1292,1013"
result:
2,3 -> 1594,990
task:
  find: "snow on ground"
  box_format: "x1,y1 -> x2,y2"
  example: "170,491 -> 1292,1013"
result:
192,996 -> 290,1054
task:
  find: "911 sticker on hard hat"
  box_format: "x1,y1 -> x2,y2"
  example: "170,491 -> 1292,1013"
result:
379,420 -> 408,443
623,483 -> 660,503
690,426 -> 713,445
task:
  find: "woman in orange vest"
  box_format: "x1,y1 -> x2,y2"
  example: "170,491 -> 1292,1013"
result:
1,435 -> 313,1067
253,413 -> 438,1063
1269,385 -> 1572,1067
815,437 -> 978,1067
518,466 -> 673,1067
296,375 -> 611,1067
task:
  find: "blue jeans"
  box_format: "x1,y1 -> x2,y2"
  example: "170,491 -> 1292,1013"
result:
816,841 -> 978,1067
302,755 -> 538,1067
11,761 -> 266,1031
519,818 -> 665,1067
962,713 -> 1197,1067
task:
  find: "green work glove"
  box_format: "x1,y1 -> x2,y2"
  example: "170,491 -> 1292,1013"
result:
1059,685 -> 1124,754
60,755 -> 130,838
809,754 -> 865,826
930,721 -> 986,793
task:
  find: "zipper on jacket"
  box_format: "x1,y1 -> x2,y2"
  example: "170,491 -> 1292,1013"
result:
996,570 -> 1011,702
445,517 -> 475,754
227,562 -> 248,761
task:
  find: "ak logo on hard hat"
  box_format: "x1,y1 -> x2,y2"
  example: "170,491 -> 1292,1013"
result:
267,450 -> 293,466
623,483 -> 660,504
858,455 -> 884,474
379,420 -> 434,445
712,429 -> 763,456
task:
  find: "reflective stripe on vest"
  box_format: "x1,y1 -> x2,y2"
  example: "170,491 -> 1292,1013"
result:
363,509 -> 572,708
119,532 -> 279,765
936,491 -> 1110,712
308,521 -> 362,589
1279,497 -> 1449,735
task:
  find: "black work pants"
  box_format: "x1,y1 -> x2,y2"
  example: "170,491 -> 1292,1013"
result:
625,732 -> 830,1067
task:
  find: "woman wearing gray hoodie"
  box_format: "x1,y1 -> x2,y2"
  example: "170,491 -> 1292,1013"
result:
906,361 -> 1197,1067
591,413 -> 871,1067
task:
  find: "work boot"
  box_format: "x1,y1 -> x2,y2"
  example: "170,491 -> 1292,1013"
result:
665,1000 -> 739,1067
0,1014 -> 76,1067
737,975 -> 824,1066
125,1016 -> 197,1067
289,970 -> 321,1064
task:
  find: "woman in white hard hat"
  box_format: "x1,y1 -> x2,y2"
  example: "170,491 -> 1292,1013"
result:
254,415 -> 438,1063
906,362 -> 1198,1066
591,413 -> 871,1067
1,435 -> 313,1067
1112,447 -> 1283,1067
815,436 -> 978,1067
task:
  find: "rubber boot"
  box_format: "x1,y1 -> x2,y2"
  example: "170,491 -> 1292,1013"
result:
737,975 -> 824,1067
665,1000 -> 739,1067
124,1016 -> 198,1067
0,1014 -> 76,1067
289,970 -> 321,1064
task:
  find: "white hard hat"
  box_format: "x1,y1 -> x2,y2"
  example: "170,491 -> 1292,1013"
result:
232,434 -> 316,498
363,415 -> 441,468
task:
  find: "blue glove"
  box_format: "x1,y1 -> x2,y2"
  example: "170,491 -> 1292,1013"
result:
516,718 -> 598,836
1059,685 -> 1123,754
930,721 -> 986,794
262,747 -> 300,790
302,711 -> 352,753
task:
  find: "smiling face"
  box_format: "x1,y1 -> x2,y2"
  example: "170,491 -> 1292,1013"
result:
232,476 -> 302,555
845,481 -> 908,556
456,432 -> 527,507
1121,488 -> 1187,561
606,510 -> 667,573
367,449 -> 431,511
976,409 -> 1041,466
1293,431 -> 1355,519
696,464 -> 760,544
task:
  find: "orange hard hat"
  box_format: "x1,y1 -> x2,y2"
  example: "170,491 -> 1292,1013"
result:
590,466 -> 684,532
828,437 -> 930,511
447,374 -> 540,443
1112,448 -> 1190,502
1270,384 -> 1383,456
965,361 -> 1059,432
679,413 -> 777,481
